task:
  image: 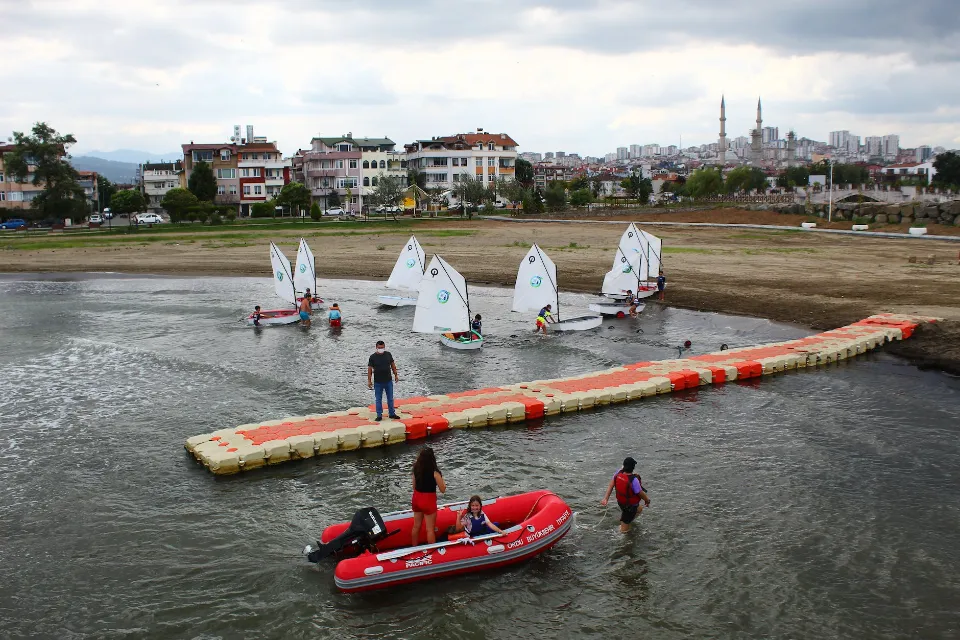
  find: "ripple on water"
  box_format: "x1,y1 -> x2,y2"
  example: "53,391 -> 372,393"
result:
0,275 -> 958,639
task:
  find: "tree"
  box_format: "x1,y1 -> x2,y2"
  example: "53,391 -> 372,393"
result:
684,168 -> 724,198
97,175 -> 117,210
621,171 -> 653,204
543,181 -> 567,211
110,189 -> 146,216
570,188 -> 593,207
187,161 -> 217,201
933,151 -> 960,186
776,166 -> 810,190
568,175 -> 590,191
3,122 -> 87,221
724,167 -> 768,194
251,201 -> 274,218
276,181 -> 310,217
515,158 -> 534,188
370,173 -> 404,209
327,189 -> 341,208
407,168 -> 426,190
496,177 -> 527,206
160,187 -> 198,223
452,173 -> 488,214
310,202 -> 322,220
522,189 -> 544,215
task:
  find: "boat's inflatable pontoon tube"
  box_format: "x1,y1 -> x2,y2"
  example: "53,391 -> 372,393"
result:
185,314 -> 938,474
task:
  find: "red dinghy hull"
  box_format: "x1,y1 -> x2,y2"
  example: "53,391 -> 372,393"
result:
321,490 -> 572,593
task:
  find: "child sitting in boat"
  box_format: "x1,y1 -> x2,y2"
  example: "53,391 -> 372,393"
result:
328,303 -> 342,327
451,495 -> 504,539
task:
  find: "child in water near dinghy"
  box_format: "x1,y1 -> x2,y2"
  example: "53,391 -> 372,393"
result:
328,303 -> 342,327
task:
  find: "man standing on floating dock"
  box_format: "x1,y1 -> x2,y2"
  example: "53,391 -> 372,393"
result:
601,457 -> 650,533
368,340 -> 400,422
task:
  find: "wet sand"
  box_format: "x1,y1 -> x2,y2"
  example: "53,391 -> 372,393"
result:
3,213 -> 959,373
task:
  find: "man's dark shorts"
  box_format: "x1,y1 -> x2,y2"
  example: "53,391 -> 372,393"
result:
619,503 -> 639,524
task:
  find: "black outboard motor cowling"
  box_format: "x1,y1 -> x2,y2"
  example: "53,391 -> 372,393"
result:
305,507 -> 390,563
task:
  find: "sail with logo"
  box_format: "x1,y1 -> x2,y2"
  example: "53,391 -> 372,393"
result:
246,242 -> 303,326
413,255 -> 482,350
378,235 -> 426,307
294,238 -> 323,309
512,244 -> 601,331
591,223 -> 661,316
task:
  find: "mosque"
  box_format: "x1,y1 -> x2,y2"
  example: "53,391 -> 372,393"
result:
717,96 -> 796,167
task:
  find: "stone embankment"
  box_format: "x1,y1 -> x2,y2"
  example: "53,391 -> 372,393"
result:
185,313 -> 937,476
746,200 -> 960,226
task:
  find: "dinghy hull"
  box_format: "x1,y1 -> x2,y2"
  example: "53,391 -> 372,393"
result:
553,315 -> 603,331
319,490 -> 572,593
588,302 -> 646,317
378,295 -> 418,307
247,309 -> 302,326
440,332 -> 483,350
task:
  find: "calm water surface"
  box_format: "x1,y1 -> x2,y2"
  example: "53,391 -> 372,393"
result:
0,273 -> 958,639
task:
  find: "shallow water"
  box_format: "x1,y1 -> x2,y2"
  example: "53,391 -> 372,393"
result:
1,273 -> 958,639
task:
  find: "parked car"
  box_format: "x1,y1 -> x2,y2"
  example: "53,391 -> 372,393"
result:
375,204 -> 401,214
135,213 -> 164,224
494,200 -> 507,208
324,207 -> 345,217
89,214 -> 104,224
0,218 -> 28,230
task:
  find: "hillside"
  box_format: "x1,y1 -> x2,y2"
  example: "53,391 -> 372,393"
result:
69,156 -> 139,184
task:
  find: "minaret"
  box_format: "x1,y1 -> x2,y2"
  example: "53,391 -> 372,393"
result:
750,96 -> 763,161
718,95 -> 727,165
786,130 -> 796,167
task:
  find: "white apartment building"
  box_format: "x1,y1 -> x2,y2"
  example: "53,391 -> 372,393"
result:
616,147 -> 629,160
865,136 -> 884,157
355,137 -> 407,201
641,144 -> 660,157
629,144 -> 641,158
404,129 -> 518,191
883,134 -> 900,159
139,160 -> 183,213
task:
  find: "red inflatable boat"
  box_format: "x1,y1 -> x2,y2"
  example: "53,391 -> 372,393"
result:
306,490 -> 572,593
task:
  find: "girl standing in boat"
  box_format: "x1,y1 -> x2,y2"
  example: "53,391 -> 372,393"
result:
411,447 -> 446,546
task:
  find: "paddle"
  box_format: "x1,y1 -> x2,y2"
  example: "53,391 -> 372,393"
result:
376,525 -> 523,562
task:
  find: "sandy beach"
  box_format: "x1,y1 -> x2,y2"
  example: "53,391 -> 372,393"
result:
3,210 -> 959,372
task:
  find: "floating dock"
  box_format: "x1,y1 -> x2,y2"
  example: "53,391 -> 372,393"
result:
185,314 -> 936,475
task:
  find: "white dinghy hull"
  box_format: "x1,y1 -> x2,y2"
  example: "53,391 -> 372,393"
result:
247,309 -> 302,326
588,302 -> 646,317
378,295 -> 417,307
553,315 -> 603,332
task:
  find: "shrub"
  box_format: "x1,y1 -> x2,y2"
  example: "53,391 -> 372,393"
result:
310,202 -> 322,221
251,202 -> 274,218
209,213 -> 222,225
225,212 -> 236,223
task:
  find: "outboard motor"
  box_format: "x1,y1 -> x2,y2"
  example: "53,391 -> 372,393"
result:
304,507 -> 391,563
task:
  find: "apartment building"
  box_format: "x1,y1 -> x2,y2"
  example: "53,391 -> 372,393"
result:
293,133 -> 365,211
356,137 -> 407,201
533,162 -> 580,191
181,133 -> 289,216
139,160 -> 183,213
404,129 -> 518,192
1,144 -> 98,215
0,144 -> 44,211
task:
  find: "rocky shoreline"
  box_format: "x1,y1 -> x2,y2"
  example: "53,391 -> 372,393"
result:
745,198 -> 960,227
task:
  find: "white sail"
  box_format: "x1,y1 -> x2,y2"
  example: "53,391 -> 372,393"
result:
413,255 -> 470,334
613,223 -> 661,281
385,235 -> 426,292
512,244 -> 558,314
293,238 -> 316,296
601,252 -> 643,295
270,242 -> 297,306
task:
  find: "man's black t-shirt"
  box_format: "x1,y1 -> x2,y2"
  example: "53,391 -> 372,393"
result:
368,351 -> 394,383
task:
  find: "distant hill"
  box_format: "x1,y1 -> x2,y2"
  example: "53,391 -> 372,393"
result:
80,149 -> 182,164
69,156 -> 139,184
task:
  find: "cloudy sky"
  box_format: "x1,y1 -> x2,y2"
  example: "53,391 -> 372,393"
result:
2,0 -> 958,157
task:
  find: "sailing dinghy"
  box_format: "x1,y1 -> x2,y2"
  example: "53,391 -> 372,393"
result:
247,242 -> 301,326
512,244 -> 601,331
294,238 -> 323,310
378,235 -> 426,307
591,223 -> 662,316
413,255 -> 482,350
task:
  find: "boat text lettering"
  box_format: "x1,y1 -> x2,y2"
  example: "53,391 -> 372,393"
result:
526,524 -> 555,543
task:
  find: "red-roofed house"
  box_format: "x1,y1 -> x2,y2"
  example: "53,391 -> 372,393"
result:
404,129 -> 518,191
